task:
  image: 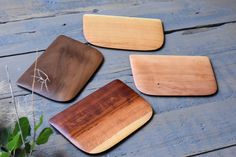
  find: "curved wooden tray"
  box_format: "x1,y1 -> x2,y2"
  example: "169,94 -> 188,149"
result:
83,14 -> 164,51
17,35 -> 103,101
130,55 -> 217,96
49,80 -> 153,154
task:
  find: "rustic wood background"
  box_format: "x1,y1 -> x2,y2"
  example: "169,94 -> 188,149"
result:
0,0 -> 236,156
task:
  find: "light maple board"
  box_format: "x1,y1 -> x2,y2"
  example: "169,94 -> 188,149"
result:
49,80 -> 153,154
83,14 -> 164,51
130,55 -> 217,96
17,35 -> 103,102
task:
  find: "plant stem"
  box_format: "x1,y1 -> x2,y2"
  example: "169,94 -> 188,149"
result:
30,52 -> 39,156
5,65 -> 25,147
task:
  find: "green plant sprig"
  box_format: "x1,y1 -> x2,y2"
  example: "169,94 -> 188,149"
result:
0,116 -> 53,157
1,64 -> 53,157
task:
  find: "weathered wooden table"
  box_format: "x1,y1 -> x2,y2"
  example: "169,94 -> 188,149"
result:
0,0 -> 236,156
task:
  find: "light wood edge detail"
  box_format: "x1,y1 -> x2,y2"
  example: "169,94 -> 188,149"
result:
89,110 -> 153,154
83,14 -> 162,22
130,54 -> 212,60
129,55 -> 149,95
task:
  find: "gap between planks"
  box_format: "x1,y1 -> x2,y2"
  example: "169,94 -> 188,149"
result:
165,20 -> 236,34
187,143 -> 236,157
1,20 -> 236,59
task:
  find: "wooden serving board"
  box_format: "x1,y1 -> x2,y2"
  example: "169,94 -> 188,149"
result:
130,55 -> 217,96
83,14 -> 164,51
17,35 -> 103,102
49,80 -> 153,154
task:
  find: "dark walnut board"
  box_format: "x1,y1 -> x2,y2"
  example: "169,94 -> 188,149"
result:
130,55 -> 217,96
49,80 -> 153,154
17,35 -> 103,101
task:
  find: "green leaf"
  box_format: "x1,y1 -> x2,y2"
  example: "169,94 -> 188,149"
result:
0,151 -> 10,157
6,133 -> 20,152
34,115 -> 43,132
0,128 -> 11,146
36,128 -> 53,145
12,117 -> 31,141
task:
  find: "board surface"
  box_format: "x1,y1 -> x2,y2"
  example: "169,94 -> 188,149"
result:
130,55 -> 217,96
17,35 -> 103,101
83,14 -> 164,51
49,80 -> 153,154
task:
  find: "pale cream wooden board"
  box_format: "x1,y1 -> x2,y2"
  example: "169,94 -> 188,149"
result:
130,55 -> 218,96
83,14 -> 164,51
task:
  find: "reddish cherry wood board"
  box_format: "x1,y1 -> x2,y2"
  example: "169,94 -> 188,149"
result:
83,14 -> 164,51
49,80 -> 153,154
17,35 -> 103,101
130,55 -> 217,96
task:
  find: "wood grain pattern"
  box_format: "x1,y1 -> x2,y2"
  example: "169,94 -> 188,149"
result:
130,55 -> 217,96
17,35 -> 103,101
83,14 -> 164,51
49,80 -> 153,154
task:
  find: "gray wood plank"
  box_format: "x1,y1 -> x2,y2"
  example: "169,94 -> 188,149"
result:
0,0 -> 158,23
99,0 -> 236,31
2,93 -> 236,156
0,0 -> 235,26
1,22 -> 236,114
0,0 -> 236,56
105,98 -> 236,157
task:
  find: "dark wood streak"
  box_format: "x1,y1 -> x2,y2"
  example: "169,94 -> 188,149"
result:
50,79 -> 137,133
56,81 -> 132,133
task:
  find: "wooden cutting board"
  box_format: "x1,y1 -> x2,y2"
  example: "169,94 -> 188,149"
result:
17,35 -> 103,102
49,80 -> 153,154
83,14 -> 164,51
130,55 -> 217,96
